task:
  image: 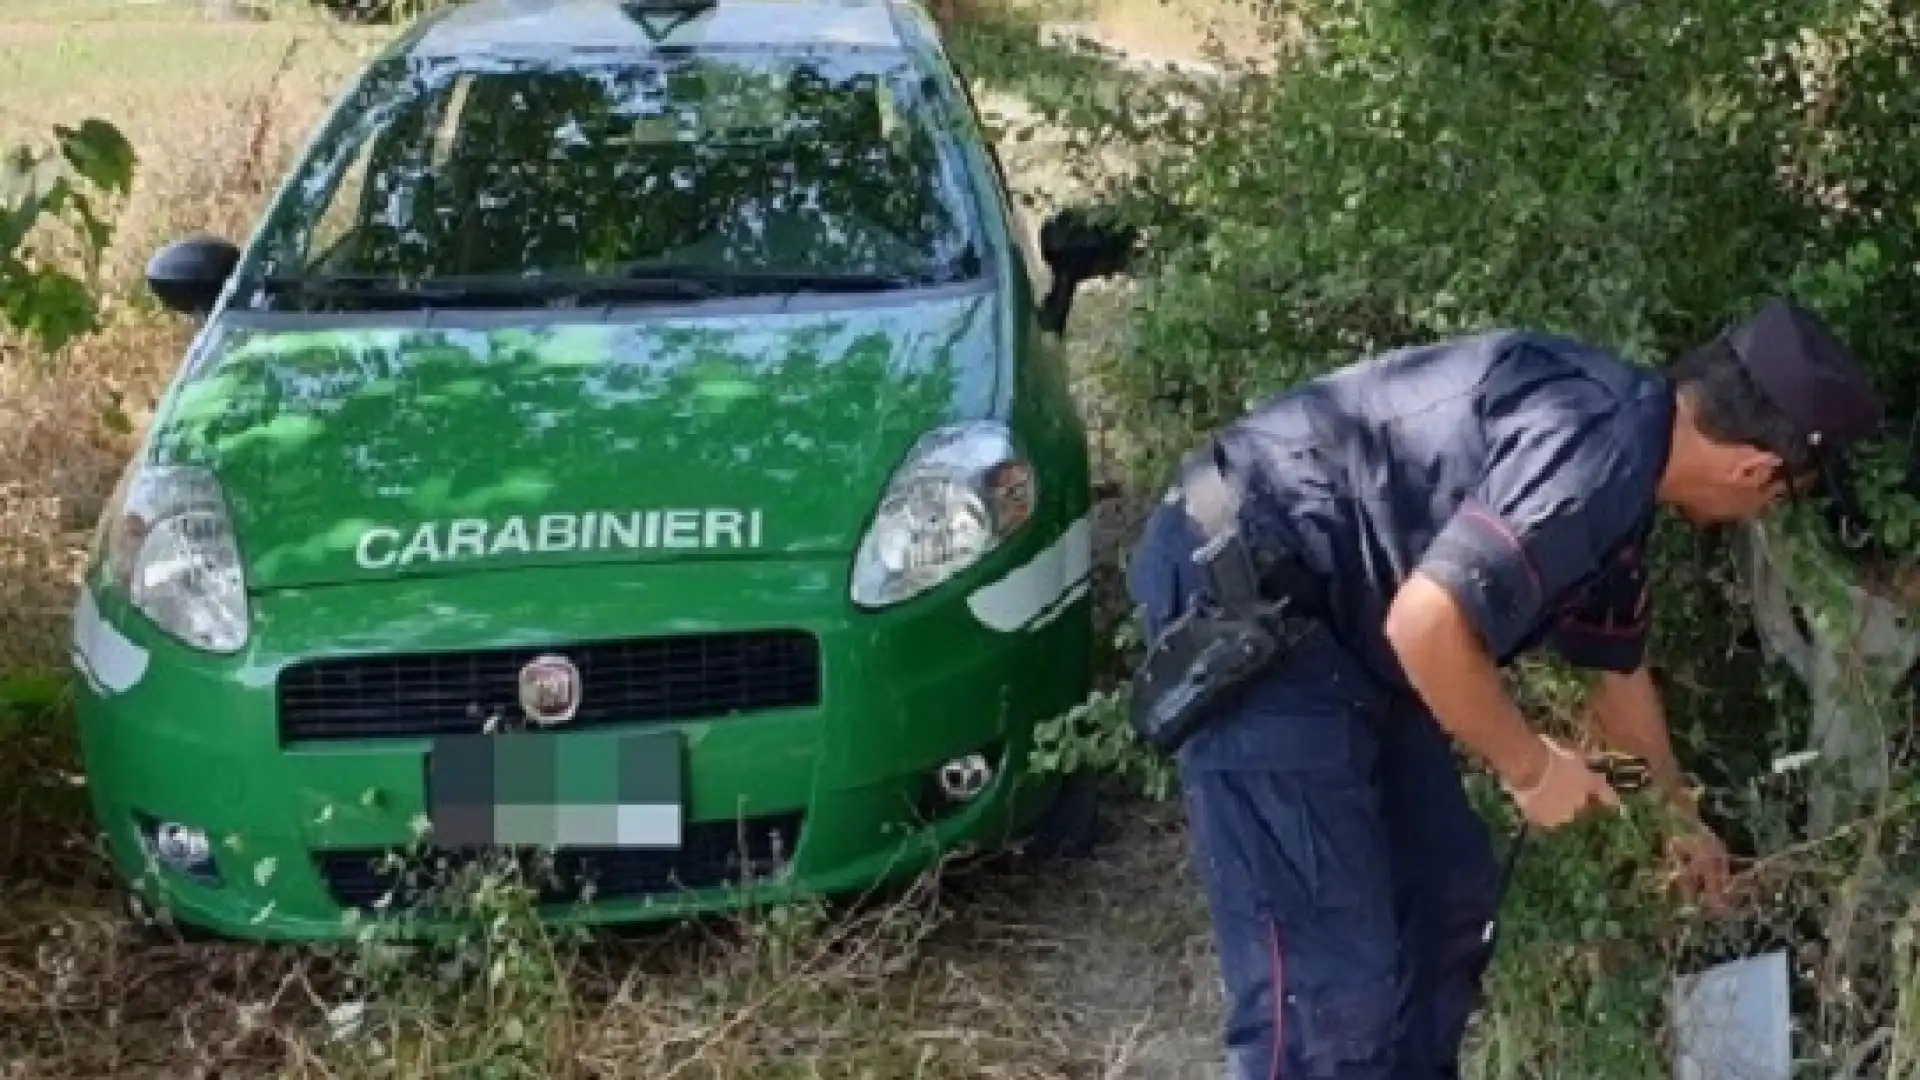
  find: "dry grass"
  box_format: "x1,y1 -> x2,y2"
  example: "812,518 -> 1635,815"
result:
0,827 -> 1224,1077
0,2 -> 1227,1077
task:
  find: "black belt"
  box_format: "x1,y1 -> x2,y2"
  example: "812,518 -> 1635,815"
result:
1172,442 -> 1330,624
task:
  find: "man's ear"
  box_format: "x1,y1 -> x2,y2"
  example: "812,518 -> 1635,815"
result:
1728,446 -> 1785,487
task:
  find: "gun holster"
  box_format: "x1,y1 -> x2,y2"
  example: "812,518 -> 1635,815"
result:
1128,450 -> 1323,754
1129,599 -> 1291,754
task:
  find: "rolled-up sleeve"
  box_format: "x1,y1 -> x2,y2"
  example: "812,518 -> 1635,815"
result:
1414,362 -> 1649,662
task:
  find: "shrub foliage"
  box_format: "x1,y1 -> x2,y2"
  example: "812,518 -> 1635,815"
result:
987,0 -> 1920,1072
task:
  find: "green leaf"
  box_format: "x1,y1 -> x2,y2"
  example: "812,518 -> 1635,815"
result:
0,172 -> 72,259
54,118 -> 136,198
2,265 -> 99,353
68,190 -> 113,257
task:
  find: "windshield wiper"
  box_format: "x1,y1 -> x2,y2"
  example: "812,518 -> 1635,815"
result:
261,274 -> 492,304
618,264 -> 962,295
257,272 -> 723,308
254,263 -> 966,311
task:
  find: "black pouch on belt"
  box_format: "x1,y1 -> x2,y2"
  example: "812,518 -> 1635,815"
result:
1128,447 -> 1323,754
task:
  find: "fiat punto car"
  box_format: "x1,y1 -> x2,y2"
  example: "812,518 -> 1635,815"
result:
69,0 -> 1133,941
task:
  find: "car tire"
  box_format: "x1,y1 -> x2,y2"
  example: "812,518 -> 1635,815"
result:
1012,770 -> 1105,860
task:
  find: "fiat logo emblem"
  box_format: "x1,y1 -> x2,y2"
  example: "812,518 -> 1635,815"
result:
517,653 -> 582,727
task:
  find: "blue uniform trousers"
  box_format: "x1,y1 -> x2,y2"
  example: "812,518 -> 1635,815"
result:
1130,501 -> 1502,1079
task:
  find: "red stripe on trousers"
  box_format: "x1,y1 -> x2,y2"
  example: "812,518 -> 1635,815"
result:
1268,919 -> 1285,1080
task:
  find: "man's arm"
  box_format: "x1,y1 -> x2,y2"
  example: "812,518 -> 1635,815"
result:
1586,665 -> 1696,813
1587,662 -> 1734,906
1385,572 -> 1550,790
1388,356 -> 1651,820
1543,531 -> 1696,809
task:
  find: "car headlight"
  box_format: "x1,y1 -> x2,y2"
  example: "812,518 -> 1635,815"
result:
850,421 -> 1037,609
96,461 -> 250,654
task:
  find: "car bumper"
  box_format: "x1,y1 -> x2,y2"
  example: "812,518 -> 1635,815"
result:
70,541 -> 1092,942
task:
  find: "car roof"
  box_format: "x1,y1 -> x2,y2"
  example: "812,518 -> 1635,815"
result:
404,0 -> 923,59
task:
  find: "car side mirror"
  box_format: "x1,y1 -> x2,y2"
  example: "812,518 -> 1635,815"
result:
1037,206 -> 1140,335
146,234 -> 241,316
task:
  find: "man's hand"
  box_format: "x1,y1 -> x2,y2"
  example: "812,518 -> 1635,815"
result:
1504,735 -> 1623,829
1584,667 -> 1741,910
1587,667 -> 1694,808
1666,827 -> 1734,908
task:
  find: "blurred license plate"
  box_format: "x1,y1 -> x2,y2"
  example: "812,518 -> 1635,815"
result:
425,730 -> 683,849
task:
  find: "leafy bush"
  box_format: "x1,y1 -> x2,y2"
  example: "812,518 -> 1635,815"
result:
1066,0 -> 1913,477
986,0 -> 1920,1071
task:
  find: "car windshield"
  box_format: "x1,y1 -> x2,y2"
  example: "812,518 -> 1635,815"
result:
245,45 -> 986,306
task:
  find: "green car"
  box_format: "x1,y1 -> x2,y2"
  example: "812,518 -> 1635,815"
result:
70,0 -> 1136,942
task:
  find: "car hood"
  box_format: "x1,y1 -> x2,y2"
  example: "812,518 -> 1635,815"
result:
147,293 -> 1003,591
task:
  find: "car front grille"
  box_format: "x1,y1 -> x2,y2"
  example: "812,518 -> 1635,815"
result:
314,811 -> 804,912
276,631 -> 822,744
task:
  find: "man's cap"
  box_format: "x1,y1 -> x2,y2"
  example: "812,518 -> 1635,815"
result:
1725,296 -> 1884,456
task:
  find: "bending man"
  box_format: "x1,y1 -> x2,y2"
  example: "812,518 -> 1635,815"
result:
1125,299 -> 1883,1078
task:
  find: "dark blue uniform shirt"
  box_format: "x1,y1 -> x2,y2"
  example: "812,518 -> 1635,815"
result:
1207,329 -> 1674,690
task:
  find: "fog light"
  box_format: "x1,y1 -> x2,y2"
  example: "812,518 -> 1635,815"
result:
155,823 -> 210,867
136,816 -> 219,882
935,753 -> 994,802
